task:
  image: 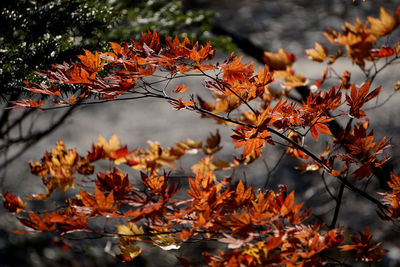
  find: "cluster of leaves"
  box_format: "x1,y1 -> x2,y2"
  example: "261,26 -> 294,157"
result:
3,4 -> 400,266
321,6 -> 400,68
3,134 -> 344,265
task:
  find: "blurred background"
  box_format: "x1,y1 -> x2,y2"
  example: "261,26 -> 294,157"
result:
1,0 -> 400,266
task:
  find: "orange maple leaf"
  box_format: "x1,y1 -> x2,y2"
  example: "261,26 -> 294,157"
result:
78,49 -> 105,73
8,99 -> 44,109
340,228 -> 388,262
168,98 -> 194,110
18,211 -> 56,232
222,53 -> 254,83
232,126 -> 271,158
346,82 -> 381,118
173,84 -> 188,93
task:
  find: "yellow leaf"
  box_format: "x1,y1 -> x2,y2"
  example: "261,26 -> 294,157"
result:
368,7 -> 398,37
395,81 -> 400,91
151,234 -> 182,250
282,72 -> 307,89
191,156 -> 215,176
119,243 -> 142,260
116,222 -> 144,241
191,156 -> 230,177
294,163 -> 320,173
305,42 -> 328,62
262,48 -> 295,71
96,134 -> 120,155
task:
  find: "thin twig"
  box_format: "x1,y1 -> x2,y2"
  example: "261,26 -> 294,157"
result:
194,66 -> 258,115
321,172 -> 336,200
330,181 -> 345,229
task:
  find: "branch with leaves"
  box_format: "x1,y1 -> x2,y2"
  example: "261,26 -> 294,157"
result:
3,4 -> 400,266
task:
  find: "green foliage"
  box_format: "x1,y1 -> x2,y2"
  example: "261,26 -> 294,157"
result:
109,0 -> 236,51
0,0 -> 119,97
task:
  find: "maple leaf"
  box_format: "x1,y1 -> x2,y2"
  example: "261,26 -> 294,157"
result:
370,46 -> 396,58
141,171 -> 167,194
189,41 -> 215,62
379,173 -> 400,221
109,146 -> 132,165
323,18 -> 375,67
78,49 -> 105,73
234,180 -> 253,207
95,134 -> 120,156
177,230 -> 193,242
341,70 -> 352,89
80,186 -> 118,216
151,231 -> 182,250
305,42 -> 328,62
231,126 -> 271,158
368,7 -> 399,38
222,53 -> 254,83
168,98 -> 194,110
2,192 -> 26,214
395,81 -> 400,91
67,65 -> 96,84
109,42 -> 125,57
281,71 -> 307,89
202,130 -> 222,155
353,162 -> 372,179
191,156 -> 229,177
27,140 -> 86,199
135,29 -> 161,53
294,163 -> 320,173
96,168 -> 133,200
262,48 -> 296,70
24,81 -> 60,96
346,82 -> 381,118
309,116 -> 333,142
165,35 -> 192,58
339,228 -> 388,262
117,243 -> 142,262
387,173 -> 400,193
18,211 -> 56,232
8,99 -> 44,109
116,222 -> 144,241
184,171 -> 230,221
47,211 -> 88,233
124,201 -> 164,220
247,66 -> 273,101
173,84 -> 188,93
